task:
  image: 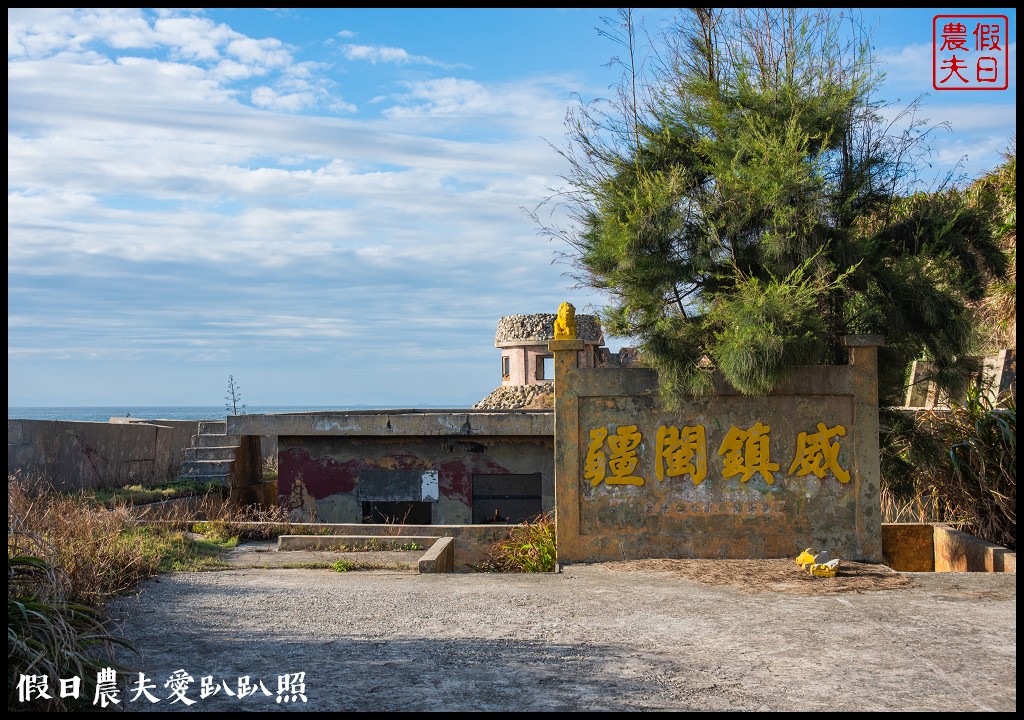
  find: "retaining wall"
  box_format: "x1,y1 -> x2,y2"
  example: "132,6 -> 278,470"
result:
882,522 -> 1016,572
8,419 -> 184,490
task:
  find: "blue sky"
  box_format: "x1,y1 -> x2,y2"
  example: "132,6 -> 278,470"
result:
7,8 -> 1017,408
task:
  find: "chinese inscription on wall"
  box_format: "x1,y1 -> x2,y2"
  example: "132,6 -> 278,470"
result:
585,421 -> 849,487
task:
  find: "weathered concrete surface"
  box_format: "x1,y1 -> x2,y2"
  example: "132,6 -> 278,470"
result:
7,419 -> 182,490
418,536 -> 455,573
934,524 -> 1017,573
108,565 -> 1016,712
266,523 -> 514,571
277,435 -> 553,526
551,336 -> 884,564
112,418 -> 211,473
228,410 -> 553,437
882,523 -> 1017,574
278,535 -> 439,552
882,523 -> 935,572
218,540 -> 421,572
905,348 -> 1016,408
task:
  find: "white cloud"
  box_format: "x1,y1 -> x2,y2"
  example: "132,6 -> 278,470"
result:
8,8 -> 347,115
6,9 -> 636,404
341,43 -> 463,69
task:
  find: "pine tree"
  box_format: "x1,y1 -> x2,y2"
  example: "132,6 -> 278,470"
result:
542,8 -> 1008,408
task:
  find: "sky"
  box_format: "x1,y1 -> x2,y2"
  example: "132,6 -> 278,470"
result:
7,8 -> 1017,408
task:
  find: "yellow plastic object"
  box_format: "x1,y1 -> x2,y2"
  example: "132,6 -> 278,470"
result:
795,549 -> 816,568
809,559 -> 841,577
554,301 -> 577,340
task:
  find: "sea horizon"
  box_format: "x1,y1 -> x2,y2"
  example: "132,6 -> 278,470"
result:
7,404 -> 470,423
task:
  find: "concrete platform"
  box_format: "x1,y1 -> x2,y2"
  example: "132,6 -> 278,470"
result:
221,539 -> 422,572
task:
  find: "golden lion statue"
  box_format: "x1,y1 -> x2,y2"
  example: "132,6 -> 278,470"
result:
553,301 -> 577,340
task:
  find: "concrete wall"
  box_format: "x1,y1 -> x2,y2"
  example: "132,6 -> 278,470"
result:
904,348 -> 1016,408
114,417 -> 278,465
933,524 -> 1016,572
551,336 -> 885,563
881,523 -> 935,572
882,523 -> 1016,573
8,419 -> 185,490
112,418 -> 208,471
277,435 -> 554,525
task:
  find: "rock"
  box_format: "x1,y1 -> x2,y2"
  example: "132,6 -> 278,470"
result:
472,385 -> 555,410
494,314 -> 602,344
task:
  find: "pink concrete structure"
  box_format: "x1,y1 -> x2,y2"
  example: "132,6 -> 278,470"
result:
495,313 -> 604,387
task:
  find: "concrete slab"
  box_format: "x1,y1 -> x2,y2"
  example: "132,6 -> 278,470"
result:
220,539 -> 421,572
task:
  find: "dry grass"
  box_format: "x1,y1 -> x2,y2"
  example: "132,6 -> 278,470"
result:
7,475 -> 296,604
9,476 -> 166,605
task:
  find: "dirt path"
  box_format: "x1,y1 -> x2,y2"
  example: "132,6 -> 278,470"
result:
106,561 -> 1016,712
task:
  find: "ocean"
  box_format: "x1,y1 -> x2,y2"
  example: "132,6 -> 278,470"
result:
7,405 -> 454,423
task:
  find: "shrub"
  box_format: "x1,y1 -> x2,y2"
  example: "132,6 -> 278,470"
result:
881,388 -> 1015,550
473,512 -> 557,573
8,535 -> 135,712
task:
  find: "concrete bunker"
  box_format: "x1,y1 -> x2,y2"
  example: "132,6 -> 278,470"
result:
214,310 -> 1013,573
229,410 -> 555,527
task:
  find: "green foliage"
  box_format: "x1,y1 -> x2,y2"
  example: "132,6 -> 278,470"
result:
542,9 -> 1009,407
708,261 -> 842,395
330,559 -> 355,572
6,475 -> 310,711
966,145 -> 1016,350
189,519 -> 241,544
8,539 -> 135,712
881,389 -> 1015,550
84,477 -> 221,507
262,456 -> 279,483
473,513 -> 557,573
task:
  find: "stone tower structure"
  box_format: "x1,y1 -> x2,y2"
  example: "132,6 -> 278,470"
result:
474,312 -> 604,410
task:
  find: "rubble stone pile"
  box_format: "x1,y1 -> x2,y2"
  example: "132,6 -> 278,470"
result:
494,313 -> 602,344
473,384 -> 554,410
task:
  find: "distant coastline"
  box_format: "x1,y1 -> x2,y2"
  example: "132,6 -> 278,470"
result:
7,405 -> 457,423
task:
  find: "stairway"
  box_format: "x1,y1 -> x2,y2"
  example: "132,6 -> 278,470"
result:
178,420 -> 239,486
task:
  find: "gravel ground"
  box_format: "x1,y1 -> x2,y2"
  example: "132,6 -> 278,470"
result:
107,561 -> 1016,712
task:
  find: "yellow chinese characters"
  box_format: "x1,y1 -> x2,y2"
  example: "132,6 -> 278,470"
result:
717,421 -> 780,484
789,422 -> 850,483
654,425 -> 707,485
584,428 -> 608,485
585,418 -> 849,488
586,425 -> 644,485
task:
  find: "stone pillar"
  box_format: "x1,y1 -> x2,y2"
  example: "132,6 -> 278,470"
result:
842,334 -> 885,562
549,339 -> 585,565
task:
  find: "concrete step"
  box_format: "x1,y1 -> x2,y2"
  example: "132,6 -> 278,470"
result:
279,535 -> 438,552
179,459 -> 234,476
193,433 -> 241,448
198,420 -> 227,435
176,473 -> 230,486
184,446 -> 238,462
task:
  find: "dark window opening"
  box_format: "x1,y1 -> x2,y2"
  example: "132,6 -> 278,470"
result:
473,474 -> 542,524
362,501 -> 432,525
501,355 -> 510,379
